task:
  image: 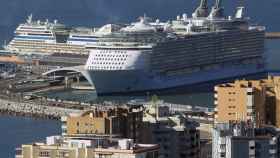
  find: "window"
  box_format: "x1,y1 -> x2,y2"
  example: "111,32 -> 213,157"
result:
58,151 -> 69,157
39,151 -> 50,157
247,92 -> 253,95
229,98 -> 235,102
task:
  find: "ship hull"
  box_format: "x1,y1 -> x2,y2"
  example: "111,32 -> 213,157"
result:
86,63 -> 266,95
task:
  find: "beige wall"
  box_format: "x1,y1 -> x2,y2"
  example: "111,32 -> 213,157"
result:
215,77 -> 280,127
21,145 -> 95,158
215,86 -> 248,123
65,106 -> 144,142
67,116 -> 107,135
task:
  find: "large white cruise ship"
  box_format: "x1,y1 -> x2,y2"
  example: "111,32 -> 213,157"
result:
6,14 -> 90,55
83,0 -> 266,95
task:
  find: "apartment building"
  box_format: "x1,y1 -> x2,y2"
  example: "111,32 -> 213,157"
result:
62,104 -> 144,142
214,76 -> 280,127
212,121 -> 280,158
15,135 -> 159,158
142,104 -> 200,158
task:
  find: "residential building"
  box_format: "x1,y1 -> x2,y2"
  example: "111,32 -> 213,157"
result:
142,103 -> 200,158
62,104 -> 144,142
212,121 -> 280,158
200,140 -> 212,158
214,76 -> 280,127
16,135 -> 159,158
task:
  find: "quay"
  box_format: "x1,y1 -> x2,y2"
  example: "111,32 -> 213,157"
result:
0,98 -> 82,120
265,32 -> 280,39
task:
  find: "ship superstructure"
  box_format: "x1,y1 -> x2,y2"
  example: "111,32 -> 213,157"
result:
67,27 -> 99,46
6,14 -> 89,55
84,0 -> 266,95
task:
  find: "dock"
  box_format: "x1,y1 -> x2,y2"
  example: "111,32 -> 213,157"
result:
265,32 -> 280,39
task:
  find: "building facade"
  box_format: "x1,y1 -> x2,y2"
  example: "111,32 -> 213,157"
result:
214,76 -> 280,127
16,135 -> 159,158
212,121 -> 280,158
142,105 -> 200,158
62,104 -> 144,142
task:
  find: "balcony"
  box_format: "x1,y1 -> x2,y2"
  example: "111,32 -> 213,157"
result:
15,148 -> 22,158
269,149 -> 277,154
214,108 -> 218,112
218,147 -> 226,153
61,116 -> 67,122
270,140 -> 277,145
249,140 -> 255,147
249,150 -> 255,156
218,138 -> 226,145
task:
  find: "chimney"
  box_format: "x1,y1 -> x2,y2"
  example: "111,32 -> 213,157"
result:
192,0 -> 209,18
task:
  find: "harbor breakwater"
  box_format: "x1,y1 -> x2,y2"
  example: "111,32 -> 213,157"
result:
265,32 -> 280,39
0,98 -> 82,120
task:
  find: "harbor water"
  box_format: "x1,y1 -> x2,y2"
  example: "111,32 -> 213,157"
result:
0,116 -> 60,158
0,0 -> 280,157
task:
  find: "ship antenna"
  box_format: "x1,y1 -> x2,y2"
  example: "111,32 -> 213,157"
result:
215,0 -> 222,8
238,0 -> 245,7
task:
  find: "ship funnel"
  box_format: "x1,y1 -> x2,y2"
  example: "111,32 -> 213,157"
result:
26,14 -> 33,24
235,7 -> 245,19
208,0 -> 224,19
192,0 -> 209,18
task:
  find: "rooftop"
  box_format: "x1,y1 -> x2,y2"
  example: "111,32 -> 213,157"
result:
21,136 -> 159,154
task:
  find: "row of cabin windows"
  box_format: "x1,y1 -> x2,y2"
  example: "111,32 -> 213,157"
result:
88,66 -> 122,70
93,57 -> 127,61
92,62 -> 125,65
95,54 -> 128,58
97,50 -> 127,54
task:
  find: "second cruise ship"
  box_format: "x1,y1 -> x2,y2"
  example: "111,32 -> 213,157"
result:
84,0 -> 266,95
6,15 -> 99,55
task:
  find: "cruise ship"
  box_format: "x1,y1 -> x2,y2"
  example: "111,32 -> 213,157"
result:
84,0 -> 266,95
6,14 -> 90,55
